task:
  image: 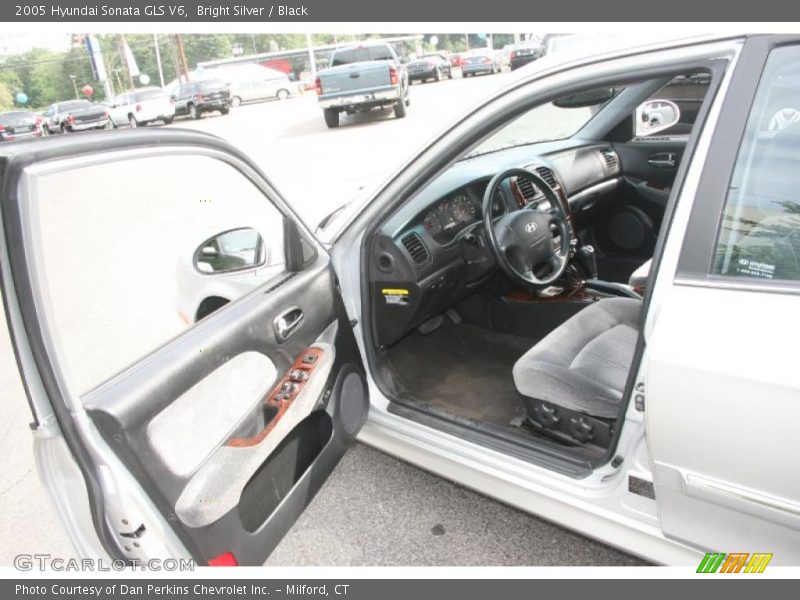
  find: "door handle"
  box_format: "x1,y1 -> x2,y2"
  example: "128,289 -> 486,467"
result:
274,307 -> 304,343
648,152 -> 677,168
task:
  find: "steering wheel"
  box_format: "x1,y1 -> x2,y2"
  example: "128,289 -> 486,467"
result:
482,167 -> 571,288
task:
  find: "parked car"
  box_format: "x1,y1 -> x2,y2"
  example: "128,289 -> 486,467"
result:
108,87 -> 175,128
171,79 -> 231,120
509,39 -> 546,70
315,41 -> 410,128
4,34 -> 800,567
228,75 -> 294,106
542,33 -> 598,58
407,53 -> 453,83
0,110 -> 43,141
461,47 -> 503,76
202,64 -> 296,106
43,99 -> 110,134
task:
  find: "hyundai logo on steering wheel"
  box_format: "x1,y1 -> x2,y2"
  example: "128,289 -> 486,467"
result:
525,221 -> 538,233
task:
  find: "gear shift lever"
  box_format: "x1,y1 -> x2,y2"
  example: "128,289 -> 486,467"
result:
576,244 -> 598,280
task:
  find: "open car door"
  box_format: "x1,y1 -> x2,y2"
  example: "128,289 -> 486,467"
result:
0,131 -> 368,566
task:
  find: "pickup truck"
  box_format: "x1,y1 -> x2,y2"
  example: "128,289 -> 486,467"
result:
43,99 -> 110,134
315,42 -> 410,128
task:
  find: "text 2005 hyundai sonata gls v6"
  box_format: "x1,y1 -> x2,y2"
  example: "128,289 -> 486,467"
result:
1,34 -> 798,566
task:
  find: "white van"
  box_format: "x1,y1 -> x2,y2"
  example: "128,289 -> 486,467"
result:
201,64 -> 296,106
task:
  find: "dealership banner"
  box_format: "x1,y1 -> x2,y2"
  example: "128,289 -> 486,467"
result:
5,579 -> 799,599
2,0 -> 799,21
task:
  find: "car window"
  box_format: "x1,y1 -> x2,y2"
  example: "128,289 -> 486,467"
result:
331,45 -> 394,66
197,79 -> 226,91
136,89 -> 169,102
0,111 -> 32,124
467,90 -> 618,158
636,72 -> 711,137
712,46 -> 800,282
27,154 -> 286,395
59,100 -> 91,111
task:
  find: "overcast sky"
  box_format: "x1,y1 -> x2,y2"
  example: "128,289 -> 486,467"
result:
0,33 -> 72,56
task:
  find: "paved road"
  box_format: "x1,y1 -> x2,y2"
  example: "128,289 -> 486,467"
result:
0,71 -> 644,566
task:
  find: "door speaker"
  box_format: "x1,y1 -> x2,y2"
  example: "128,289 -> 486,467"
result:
339,371 -> 367,436
608,206 -> 653,251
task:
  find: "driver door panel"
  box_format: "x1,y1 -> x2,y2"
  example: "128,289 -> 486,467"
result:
589,139 -> 687,282
83,257 -> 364,564
0,136 -> 368,565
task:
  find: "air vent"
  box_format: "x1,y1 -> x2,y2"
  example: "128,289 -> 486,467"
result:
401,232 -> 431,267
516,176 -> 537,200
601,148 -> 620,174
535,166 -> 558,188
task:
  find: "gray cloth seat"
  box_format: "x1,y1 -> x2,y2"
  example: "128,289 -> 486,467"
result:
513,298 -> 641,420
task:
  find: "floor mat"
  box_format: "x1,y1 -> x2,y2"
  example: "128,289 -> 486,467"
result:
385,321 -> 536,428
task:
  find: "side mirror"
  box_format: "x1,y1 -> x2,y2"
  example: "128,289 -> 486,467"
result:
553,87 -> 617,109
193,227 -> 264,274
635,99 -> 681,136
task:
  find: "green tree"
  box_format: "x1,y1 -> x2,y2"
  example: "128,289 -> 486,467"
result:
182,34 -> 233,69
0,81 -> 14,111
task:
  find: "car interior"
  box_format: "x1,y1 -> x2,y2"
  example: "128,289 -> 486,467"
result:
364,71 -> 712,462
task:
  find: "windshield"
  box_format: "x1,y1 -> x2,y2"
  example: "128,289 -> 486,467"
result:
197,79 -> 226,91
59,100 -> 90,111
332,45 -> 394,66
466,96 -> 614,158
135,89 -> 169,101
0,111 -> 33,123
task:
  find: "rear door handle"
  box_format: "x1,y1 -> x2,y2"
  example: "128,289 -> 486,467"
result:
648,152 -> 677,168
274,307 -> 304,343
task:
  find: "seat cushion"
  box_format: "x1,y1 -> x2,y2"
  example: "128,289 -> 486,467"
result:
512,297 -> 641,419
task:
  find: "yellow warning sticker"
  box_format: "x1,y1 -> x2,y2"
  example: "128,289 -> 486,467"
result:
381,288 -> 410,305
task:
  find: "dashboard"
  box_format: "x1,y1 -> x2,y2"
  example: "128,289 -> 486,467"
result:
418,182 -> 507,244
370,140 -> 623,346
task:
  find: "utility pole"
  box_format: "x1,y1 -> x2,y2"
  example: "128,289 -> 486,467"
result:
464,33 -> 470,51
153,34 -> 165,87
175,34 -> 190,82
167,35 -> 182,83
69,75 -> 79,99
305,32 -> 317,80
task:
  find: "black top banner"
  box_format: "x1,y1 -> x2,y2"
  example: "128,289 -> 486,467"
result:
1,0 -> 797,22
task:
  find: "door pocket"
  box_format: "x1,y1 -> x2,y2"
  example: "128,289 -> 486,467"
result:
174,343 -> 334,528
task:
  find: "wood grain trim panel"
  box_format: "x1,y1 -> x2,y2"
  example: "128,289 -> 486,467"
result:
227,347 -> 325,448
